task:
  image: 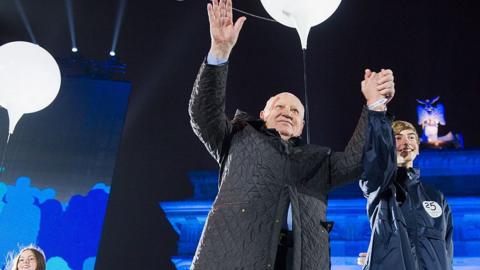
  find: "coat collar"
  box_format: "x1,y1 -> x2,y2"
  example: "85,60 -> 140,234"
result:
396,167 -> 420,186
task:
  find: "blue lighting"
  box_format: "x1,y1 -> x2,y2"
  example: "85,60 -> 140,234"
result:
160,149 -> 480,270
71,47 -> 78,53
0,178 -> 110,270
109,51 -> 116,57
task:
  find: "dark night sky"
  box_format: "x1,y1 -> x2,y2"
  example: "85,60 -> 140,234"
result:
1,0 -> 480,269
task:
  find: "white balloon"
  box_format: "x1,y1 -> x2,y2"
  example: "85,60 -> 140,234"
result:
0,41 -> 61,136
260,0 -> 342,49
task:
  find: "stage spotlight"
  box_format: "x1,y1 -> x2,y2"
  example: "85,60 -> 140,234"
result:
14,0 -> 37,44
110,0 -> 127,60
65,0 -> 78,56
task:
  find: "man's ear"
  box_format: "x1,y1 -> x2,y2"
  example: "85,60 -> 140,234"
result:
297,120 -> 305,135
260,110 -> 265,120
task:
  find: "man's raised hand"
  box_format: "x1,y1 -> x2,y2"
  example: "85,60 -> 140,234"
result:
207,0 -> 246,60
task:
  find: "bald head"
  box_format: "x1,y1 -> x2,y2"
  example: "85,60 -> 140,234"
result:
263,92 -> 305,117
260,92 -> 305,140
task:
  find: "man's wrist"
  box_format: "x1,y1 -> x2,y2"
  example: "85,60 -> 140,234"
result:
367,97 -> 388,111
207,51 -> 228,65
208,45 -> 231,62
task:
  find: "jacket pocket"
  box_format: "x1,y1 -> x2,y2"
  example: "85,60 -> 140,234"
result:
210,201 -> 258,240
422,227 -> 444,240
420,227 -> 448,266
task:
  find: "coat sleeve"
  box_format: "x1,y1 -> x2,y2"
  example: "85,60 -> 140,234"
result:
189,61 -> 233,163
328,107 -> 394,189
445,200 -> 454,267
358,109 -> 396,201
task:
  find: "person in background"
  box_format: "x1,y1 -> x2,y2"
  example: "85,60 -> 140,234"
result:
5,245 -> 46,270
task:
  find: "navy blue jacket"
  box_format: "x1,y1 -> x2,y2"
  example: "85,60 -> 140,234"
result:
359,123 -> 453,269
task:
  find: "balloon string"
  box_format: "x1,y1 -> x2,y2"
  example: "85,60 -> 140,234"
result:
302,49 -> 310,144
232,7 -> 277,23
202,0 -> 276,22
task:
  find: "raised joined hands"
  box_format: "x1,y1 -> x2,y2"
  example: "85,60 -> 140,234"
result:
361,68 -> 395,110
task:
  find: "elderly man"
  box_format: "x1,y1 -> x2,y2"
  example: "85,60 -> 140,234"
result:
188,0 -> 395,269
359,120 -> 454,270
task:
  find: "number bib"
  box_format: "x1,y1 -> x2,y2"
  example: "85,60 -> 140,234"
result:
422,201 -> 442,218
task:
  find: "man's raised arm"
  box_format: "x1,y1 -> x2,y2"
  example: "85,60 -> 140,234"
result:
188,0 -> 246,162
329,69 -> 396,188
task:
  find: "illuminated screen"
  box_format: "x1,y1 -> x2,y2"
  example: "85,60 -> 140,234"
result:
0,75 -> 130,270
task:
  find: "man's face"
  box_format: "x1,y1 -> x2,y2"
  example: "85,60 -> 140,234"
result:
260,92 -> 305,140
395,129 -> 419,167
17,250 -> 37,270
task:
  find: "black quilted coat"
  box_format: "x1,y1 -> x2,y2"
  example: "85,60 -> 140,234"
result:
189,62 -> 389,270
